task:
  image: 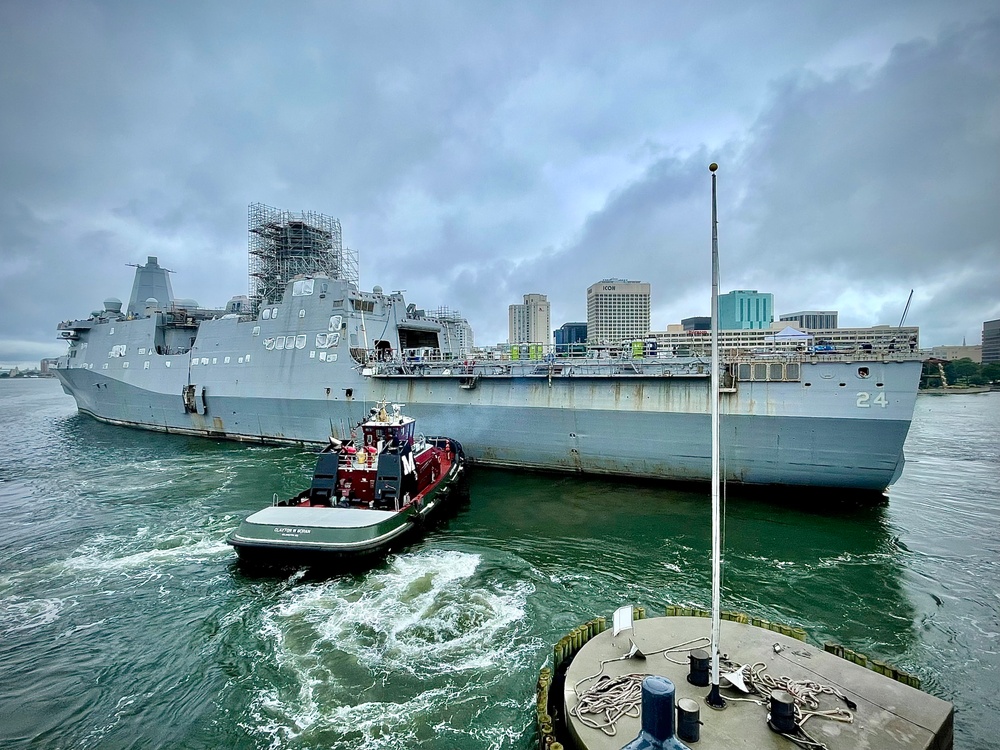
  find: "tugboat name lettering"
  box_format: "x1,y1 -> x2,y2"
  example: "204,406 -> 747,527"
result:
273,527 -> 312,535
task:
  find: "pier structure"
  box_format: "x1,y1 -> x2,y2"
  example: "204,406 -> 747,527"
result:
544,612 -> 952,750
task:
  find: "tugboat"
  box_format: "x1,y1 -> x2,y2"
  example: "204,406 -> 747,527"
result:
227,402 -> 465,566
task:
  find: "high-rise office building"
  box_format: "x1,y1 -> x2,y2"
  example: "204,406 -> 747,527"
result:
983,319 -> 1000,364
586,279 -> 651,344
508,293 -> 552,345
682,316 -> 711,331
780,310 -> 839,330
554,322 -> 587,354
719,290 -> 773,330
433,307 -> 475,357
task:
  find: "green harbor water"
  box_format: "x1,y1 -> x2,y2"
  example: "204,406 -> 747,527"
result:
0,379 -> 997,749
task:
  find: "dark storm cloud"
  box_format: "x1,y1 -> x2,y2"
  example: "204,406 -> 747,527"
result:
730,16 -> 1000,344
1,1 -> 997,365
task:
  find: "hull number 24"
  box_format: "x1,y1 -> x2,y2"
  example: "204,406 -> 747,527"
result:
857,392 -> 888,408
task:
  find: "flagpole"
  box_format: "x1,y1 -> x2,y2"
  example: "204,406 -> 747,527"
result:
707,162 -> 726,709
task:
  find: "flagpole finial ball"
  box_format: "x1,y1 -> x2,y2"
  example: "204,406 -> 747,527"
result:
709,163 -> 718,172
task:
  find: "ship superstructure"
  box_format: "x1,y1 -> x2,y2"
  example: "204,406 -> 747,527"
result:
54,212 -> 923,494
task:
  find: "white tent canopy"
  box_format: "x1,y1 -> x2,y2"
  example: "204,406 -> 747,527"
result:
764,326 -> 814,342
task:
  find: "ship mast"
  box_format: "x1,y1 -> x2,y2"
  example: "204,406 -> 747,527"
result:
707,162 -> 726,709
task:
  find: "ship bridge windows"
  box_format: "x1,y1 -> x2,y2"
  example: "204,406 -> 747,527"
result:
292,279 -> 314,296
351,298 -> 375,314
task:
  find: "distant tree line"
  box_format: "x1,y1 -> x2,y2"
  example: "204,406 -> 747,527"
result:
921,358 -> 1000,388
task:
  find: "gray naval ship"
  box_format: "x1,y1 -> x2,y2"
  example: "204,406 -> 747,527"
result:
54,205 -> 922,493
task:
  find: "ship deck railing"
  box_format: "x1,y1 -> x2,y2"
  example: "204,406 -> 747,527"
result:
362,348 -> 922,380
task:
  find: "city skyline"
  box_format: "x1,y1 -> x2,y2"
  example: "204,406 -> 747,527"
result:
2,2 -> 998,368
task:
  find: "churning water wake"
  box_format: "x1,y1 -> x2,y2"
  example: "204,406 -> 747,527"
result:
1,380 -> 998,748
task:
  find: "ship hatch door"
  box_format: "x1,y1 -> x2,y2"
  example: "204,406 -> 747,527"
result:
182,384 -> 197,413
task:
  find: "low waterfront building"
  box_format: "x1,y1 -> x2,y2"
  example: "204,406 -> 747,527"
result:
930,345 -> 982,363
648,323 -> 919,356
779,310 -> 839,329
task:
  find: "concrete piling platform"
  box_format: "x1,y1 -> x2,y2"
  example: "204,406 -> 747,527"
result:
561,616 -> 953,750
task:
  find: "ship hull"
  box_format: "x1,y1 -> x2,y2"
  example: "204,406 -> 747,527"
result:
54,359 -> 919,492
53,262 -> 922,495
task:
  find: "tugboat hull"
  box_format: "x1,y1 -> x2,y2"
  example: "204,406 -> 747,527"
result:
228,435 -> 465,568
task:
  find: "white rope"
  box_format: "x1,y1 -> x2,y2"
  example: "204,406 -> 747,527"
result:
720,650 -> 856,750
569,636 -> 711,736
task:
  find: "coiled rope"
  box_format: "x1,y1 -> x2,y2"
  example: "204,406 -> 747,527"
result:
568,638 -> 856,748
719,646 -> 856,750
569,636 -> 710,736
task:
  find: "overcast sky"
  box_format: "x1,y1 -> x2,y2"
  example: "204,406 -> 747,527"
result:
2,1 -> 998,367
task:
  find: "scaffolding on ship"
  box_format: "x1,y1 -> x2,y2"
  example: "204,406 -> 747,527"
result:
248,202 -> 359,313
